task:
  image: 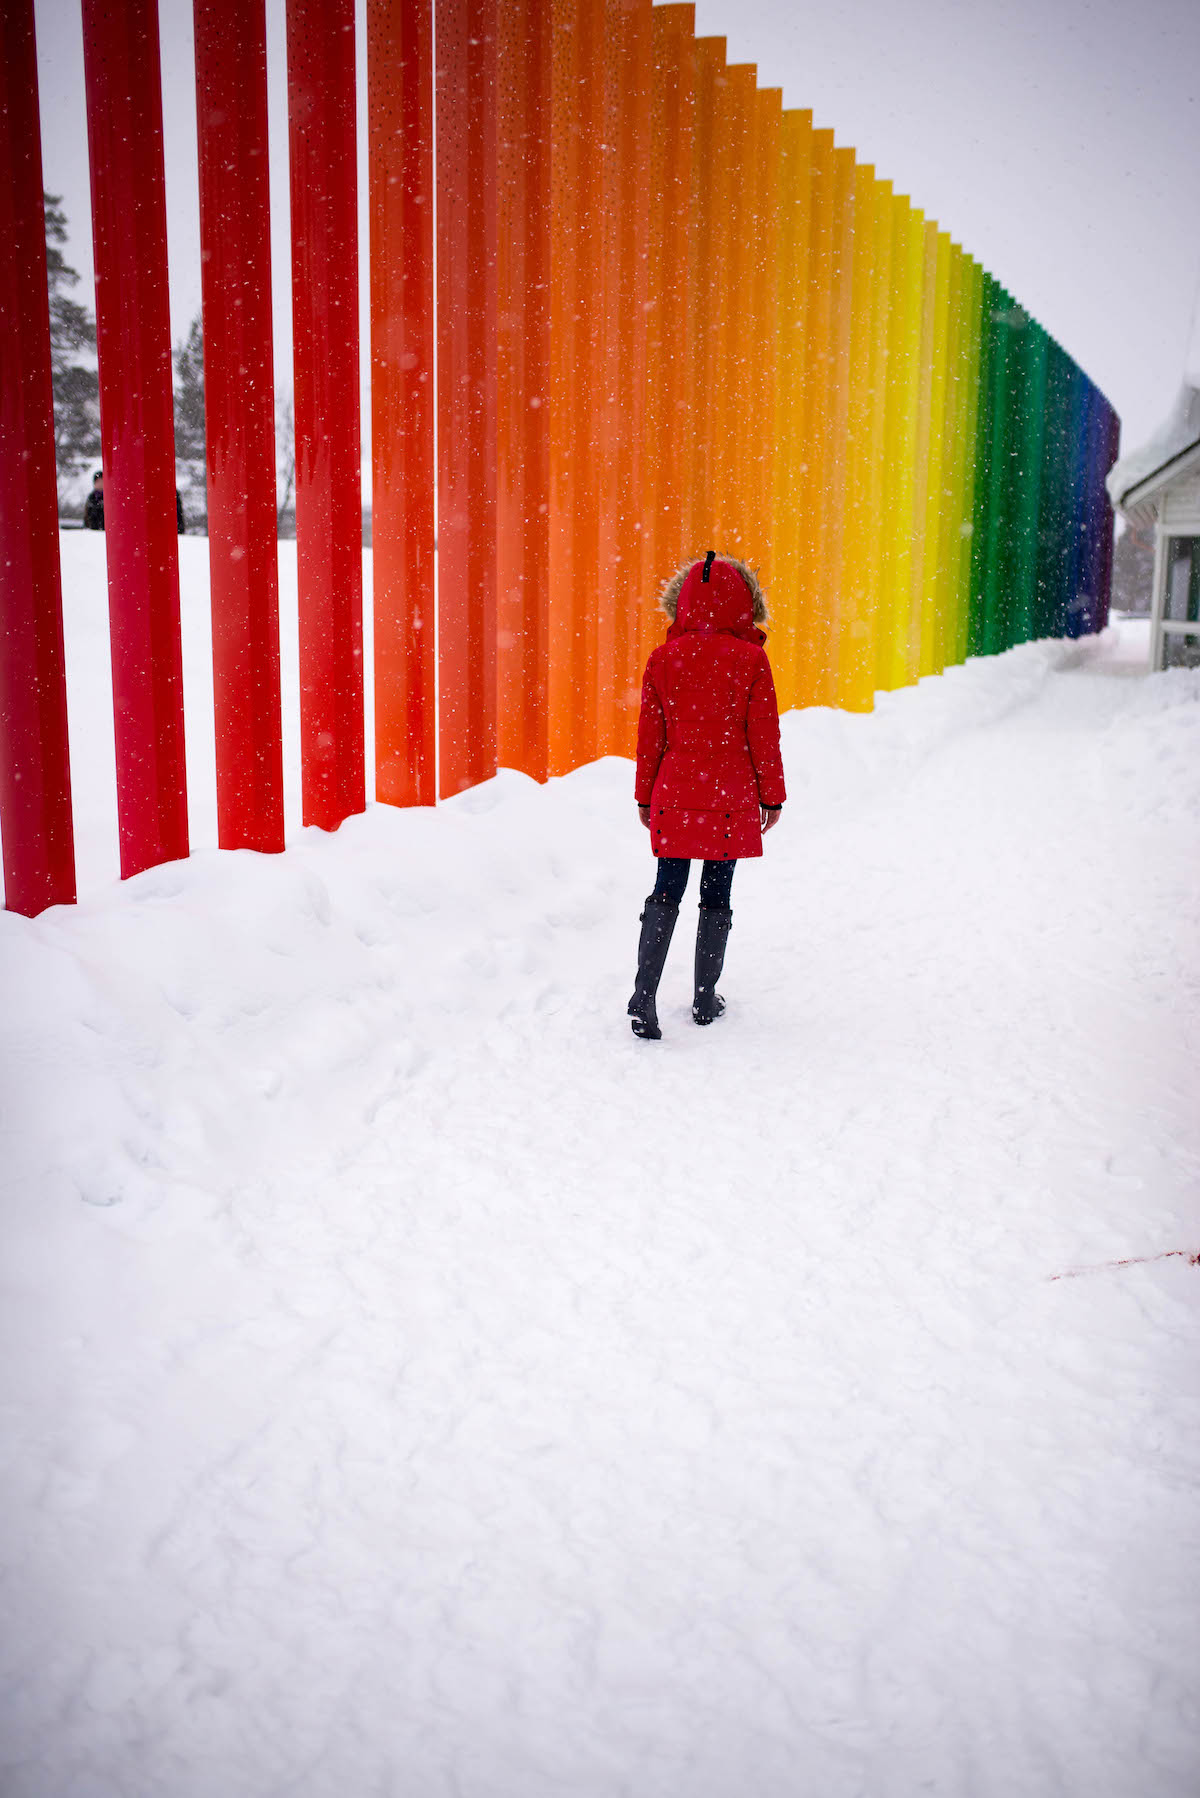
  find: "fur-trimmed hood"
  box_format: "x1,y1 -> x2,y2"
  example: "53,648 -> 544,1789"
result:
657,554 -> 769,646
658,555 -> 769,628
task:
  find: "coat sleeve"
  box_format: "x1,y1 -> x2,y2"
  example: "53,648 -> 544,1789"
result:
746,653 -> 787,807
634,654 -> 667,805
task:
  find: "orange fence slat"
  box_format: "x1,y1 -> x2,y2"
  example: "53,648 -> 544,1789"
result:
600,0 -> 652,759
770,108 -> 813,714
435,0 -> 498,798
689,36 -> 729,552
642,4 -> 696,661
750,85 -> 781,594
496,0 -> 552,780
368,0 -> 436,807
548,0 -> 605,773
718,62 -> 753,552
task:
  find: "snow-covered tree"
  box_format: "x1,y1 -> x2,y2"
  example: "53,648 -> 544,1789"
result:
173,313 -> 206,533
276,389 -> 296,538
44,193 -> 100,511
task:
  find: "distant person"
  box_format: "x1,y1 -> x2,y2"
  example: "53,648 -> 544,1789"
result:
176,490 -> 186,535
627,552 -> 786,1040
82,471 -> 104,530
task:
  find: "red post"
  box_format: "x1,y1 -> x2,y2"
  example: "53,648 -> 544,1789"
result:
0,0 -> 76,915
286,0 -> 366,831
193,0 -> 285,853
368,0 -> 436,808
435,0 -> 498,798
496,0 -> 552,784
82,0 -> 188,880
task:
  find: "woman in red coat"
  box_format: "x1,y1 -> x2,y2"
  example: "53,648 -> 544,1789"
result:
628,551 -> 786,1039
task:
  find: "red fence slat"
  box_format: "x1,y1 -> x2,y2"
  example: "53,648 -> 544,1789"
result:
286,0 -> 366,831
194,0 -> 285,853
0,0 -> 76,916
82,0 -> 189,881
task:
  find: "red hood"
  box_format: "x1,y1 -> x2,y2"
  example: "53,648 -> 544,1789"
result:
667,557 -> 765,644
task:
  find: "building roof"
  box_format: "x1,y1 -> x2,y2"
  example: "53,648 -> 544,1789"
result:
1107,383 -> 1200,527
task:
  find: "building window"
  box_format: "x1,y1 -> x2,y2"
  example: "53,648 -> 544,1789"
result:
1162,629 -> 1200,670
1163,536 -> 1200,624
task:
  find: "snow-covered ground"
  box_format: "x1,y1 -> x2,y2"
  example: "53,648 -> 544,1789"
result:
2,537 -> 1199,1797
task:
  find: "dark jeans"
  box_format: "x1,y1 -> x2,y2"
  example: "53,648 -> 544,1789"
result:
652,857 -> 736,910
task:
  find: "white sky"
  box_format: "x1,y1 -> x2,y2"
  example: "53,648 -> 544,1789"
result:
33,0 -> 1200,456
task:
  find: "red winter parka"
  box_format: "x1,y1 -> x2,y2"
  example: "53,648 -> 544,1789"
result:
635,556 -> 787,860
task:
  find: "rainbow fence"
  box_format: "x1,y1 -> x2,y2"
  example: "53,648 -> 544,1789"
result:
0,0 -> 1119,917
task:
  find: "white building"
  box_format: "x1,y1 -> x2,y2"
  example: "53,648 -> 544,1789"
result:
1107,384 -> 1200,670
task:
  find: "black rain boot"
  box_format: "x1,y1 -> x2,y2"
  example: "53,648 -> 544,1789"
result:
692,905 -> 732,1025
627,896 -> 679,1040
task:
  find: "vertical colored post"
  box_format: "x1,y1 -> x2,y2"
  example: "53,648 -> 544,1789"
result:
795,125 -> 834,706
862,178 -> 894,685
1009,316 -> 1048,645
496,0 -> 552,781
369,0 -> 437,805
548,0 -> 604,775
689,37 -> 729,553
836,158 -> 878,713
955,258 -> 983,666
1044,346 -> 1077,640
980,286 -> 1017,656
907,220 -> 938,681
935,235 -> 964,665
600,0 -> 652,759
643,4 -> 696,661
992,298 -> 1028,651
718,63 -> 756,553
771,108 -> 812,714
436,0 -> 498,796
708,51 -> 738,549
1063,367 -> 1090,639
937,243 -> 967,668
547,0 -> 581,776
194,0 -> 285,854
967,272 -> 997,657
918,228 -> 951,678
82,0 -> 188,881
878,198 -> 924,692
1033,334 -> 1061,642
0,0 -> 75,914
820,144 -> 855,704
1076,380 -> 1099,637
286,0 -> 365,830
750,86 -> 781,596
1078,379 -> 1113,638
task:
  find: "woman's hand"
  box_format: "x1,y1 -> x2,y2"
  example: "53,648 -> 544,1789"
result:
638,805 -> 652,830
762,805 -> 782,832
